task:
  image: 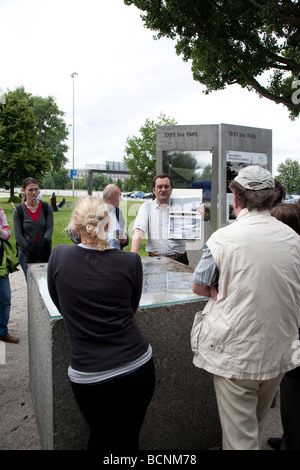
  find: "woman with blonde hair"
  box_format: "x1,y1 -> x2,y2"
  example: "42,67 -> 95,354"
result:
47,196 -> 154,452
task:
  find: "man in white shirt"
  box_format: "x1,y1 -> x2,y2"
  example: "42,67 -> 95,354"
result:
102,184 -> 128,250
131,174 -> 189,265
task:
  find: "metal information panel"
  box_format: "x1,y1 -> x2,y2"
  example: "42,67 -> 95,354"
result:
219,123 -> 272,227
156,125 -> 218,266
156,123 -> 272,255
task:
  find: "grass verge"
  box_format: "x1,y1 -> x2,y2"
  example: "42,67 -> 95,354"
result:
0,196 -> 147,257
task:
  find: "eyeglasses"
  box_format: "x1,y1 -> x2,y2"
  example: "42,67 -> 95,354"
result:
27,188 -> 39,192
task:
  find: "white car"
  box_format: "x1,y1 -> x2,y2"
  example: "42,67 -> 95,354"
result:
283,195 -> 298,204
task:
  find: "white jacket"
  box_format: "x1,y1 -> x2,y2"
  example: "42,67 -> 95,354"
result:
191,209 -> 300,380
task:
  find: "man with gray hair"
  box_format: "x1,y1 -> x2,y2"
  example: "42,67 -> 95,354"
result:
102,184 -> 128,250
191,165 -> 300,450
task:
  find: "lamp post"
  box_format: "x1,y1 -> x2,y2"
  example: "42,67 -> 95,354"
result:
71,72 -> 78,197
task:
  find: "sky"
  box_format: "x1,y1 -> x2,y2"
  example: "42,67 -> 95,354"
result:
1,0 -> 299,175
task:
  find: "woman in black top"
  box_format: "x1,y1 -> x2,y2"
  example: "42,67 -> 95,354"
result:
47,196 -> 155,452
13,177 -> 53,281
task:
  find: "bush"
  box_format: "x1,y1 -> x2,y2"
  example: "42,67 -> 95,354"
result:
204,206 -> 210,221
8,196 -> 22,203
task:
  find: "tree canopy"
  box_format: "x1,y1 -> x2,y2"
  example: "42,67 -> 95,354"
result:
0,87 -> 69,197
276,158 -> 300,194
15,87 -> 69,172
124,0 -> 300,119
124,112 -> 177,190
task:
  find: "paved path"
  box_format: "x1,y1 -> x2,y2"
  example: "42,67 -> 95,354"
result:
0,269 -> 282,451
0,269 -> 41,450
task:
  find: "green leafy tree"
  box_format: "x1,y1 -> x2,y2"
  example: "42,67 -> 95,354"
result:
41,170 -> 70,190
199,163 -> 212,181
115,178 -> 124,191
124,112 -> 177,190
52,169 -> 71,190
0,87 -> 69,197
0,89 -> 50,199
92,174 -> 112,191
15,87 -> 69,171
124,0 -> 300,119
276,158 -> 300,194
40,173 -> 54,189
163,151 -> 198,186
74,175 -> 88,190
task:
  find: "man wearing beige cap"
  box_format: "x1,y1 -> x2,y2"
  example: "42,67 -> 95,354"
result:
191,165 -> 300,450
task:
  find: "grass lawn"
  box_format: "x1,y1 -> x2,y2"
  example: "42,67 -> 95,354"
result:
0,196 -> 147,257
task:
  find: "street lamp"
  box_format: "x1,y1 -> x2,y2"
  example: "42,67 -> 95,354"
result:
71,72 -> 78,197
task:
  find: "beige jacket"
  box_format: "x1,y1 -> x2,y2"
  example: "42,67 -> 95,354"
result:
192,209 -> 300,380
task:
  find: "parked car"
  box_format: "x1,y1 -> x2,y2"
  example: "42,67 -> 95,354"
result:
283,195 -> 298,204
122,192 -> 133,198
142,192 -> 154,199
130,191 -> 145,198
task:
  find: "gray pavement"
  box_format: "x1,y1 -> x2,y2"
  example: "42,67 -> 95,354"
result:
0,269 -> 282,451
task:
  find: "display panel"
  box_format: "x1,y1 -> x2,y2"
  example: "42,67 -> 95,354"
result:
226,150 -> 268,223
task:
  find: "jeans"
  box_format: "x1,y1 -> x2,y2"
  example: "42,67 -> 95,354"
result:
0,276 -> 11,337
71,357 -> 155,452
18,250 -> 29,281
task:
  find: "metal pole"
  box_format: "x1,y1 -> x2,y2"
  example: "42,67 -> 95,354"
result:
71,72 -> 78,197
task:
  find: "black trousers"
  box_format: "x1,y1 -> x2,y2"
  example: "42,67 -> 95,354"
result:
280,372 -> 300,449
71,358 -> 155,452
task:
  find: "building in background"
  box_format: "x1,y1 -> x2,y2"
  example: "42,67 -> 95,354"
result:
76,161 -> 129,183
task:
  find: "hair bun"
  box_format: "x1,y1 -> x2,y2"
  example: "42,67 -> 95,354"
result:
85,215 -> 98,226
96,205 -> 109,219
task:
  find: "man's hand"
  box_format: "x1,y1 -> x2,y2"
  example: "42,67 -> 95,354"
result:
209,285 -> 218,300
197,204 -> 205,214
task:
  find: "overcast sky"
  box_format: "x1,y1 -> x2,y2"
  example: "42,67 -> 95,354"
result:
1,0 -> 299,175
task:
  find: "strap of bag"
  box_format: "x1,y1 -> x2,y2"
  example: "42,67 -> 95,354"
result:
16,201 -> 48,231
15,201 -> 49,251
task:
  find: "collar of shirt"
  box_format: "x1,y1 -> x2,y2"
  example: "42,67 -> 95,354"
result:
154,199 -> 169,211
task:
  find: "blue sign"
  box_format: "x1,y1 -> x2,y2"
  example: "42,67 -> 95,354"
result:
70,169 -> 77,179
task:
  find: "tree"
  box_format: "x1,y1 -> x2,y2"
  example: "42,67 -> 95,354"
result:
15,87 -> 69,171
276,158 -> 300,194
52,169 -> 71,190
0,87 -> 69,197
163,151 -> 198,186
115,178 -> 124,191
124,112 -> 177,190
92,174 -> 112,191
124,0 -> 300,119
40,169 -> 70,190
0,89 -> 50,199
